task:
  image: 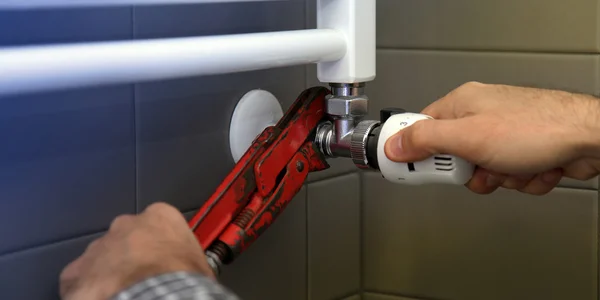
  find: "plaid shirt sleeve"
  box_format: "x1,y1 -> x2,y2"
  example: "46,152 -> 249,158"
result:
111,271 -> 241,300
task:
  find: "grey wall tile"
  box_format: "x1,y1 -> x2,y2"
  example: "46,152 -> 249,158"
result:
183,209 -> 198,221
561,177 -> 598,190
0,8 -> 131,46
363,293 -> 418,300
0,86 -> 136,255
368,50 -> 600,189
0,232 -> 102,300
308,173 -> 360,300
219,188 -> 307,300
369,50 -> 600,114
362,172 -> 598,300
377,0 -> 600,53
308,158 -> 358,183
134,0 -> 305,39
135,66 -> 306,212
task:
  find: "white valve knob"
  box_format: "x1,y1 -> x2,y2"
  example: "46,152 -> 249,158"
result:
376,113 -> 475,185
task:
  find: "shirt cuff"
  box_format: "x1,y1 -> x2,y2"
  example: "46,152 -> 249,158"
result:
111,271 -> 240,300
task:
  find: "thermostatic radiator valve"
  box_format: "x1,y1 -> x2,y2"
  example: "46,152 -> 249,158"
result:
315,99 -> 475,185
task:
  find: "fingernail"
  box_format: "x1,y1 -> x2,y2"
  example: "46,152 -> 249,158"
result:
486,174 -> 503,187
387,133 -> 404,158
542,171 -> 561,183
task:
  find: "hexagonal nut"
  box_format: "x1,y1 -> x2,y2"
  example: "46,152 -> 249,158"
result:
326,95 -> 369,117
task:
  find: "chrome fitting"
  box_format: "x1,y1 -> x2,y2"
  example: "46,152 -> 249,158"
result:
350,120 -> 380,169
315,121 -> 334,157
325,83 -> 369,158
330,82 -> 365,97
314,82 -> 380,170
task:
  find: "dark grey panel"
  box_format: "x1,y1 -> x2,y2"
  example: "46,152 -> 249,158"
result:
377,0 -> 600,52
0,7 -> 131,46
0,86 -> 136,255
369,50 -> 600,189
134,0 -> 305,39
307,174 -> 360,300
0,233 -> 101,300
183,209 -> 198,221
220,188 -> 307,300
135,66 -> 306,212
363,172 -> 598,300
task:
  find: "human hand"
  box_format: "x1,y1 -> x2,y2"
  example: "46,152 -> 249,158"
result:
384,81 -> 600,195
60,202 -> 214,300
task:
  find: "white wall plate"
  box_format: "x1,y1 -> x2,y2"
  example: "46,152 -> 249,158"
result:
229,89 -> 283,163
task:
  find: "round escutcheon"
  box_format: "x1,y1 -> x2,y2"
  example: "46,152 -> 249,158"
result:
229,89 -> 283,163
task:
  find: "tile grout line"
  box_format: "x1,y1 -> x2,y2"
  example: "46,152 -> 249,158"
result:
596,14 -> 600,296
333,292 -> 360,300
364,290 -> 446,300
597,37 -> 600,300
305,182 -> 310,300
359,172 -> 365,298
308,170 -> 361,184
376,47 -> 600,56
304,1 -> 310,297
592,8 -> 600,295
0,229 -> 106,259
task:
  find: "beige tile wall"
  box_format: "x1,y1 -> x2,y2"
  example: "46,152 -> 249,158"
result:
363,173 -> 598,300
363,1 -> 600,300
376,0 -> 600,52
308,174 -> 361,300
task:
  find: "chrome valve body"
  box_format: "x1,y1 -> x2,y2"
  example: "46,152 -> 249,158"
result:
315,82 -> 380,169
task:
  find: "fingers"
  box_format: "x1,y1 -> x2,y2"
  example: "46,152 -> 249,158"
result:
107,203 -> 183,234
59,236 -> 105,298
109,214 -> 135,233
465,167 -> 505,194
143,202 -> 190,232
466,168 -> 562,195
143,202 -> 184,221
562,159 -> 600,181
502,175 -> 533,190
59,257 -> 84,298
517,169 -> 563,195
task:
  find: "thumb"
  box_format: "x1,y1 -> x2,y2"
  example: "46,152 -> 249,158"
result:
384,119 -> 466,162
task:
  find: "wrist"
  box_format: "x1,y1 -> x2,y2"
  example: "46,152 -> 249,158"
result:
571,93 -> 600,158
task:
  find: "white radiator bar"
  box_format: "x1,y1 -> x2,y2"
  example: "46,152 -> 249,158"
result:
0,29 -> 346,97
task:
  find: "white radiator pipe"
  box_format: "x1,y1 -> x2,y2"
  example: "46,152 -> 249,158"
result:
0,0 -> 285,9
0,29 -> 346,97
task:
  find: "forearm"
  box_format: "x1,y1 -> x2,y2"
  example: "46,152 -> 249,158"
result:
111,272 -> 240,300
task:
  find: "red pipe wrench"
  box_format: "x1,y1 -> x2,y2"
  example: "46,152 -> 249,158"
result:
188,86 -> 331,273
